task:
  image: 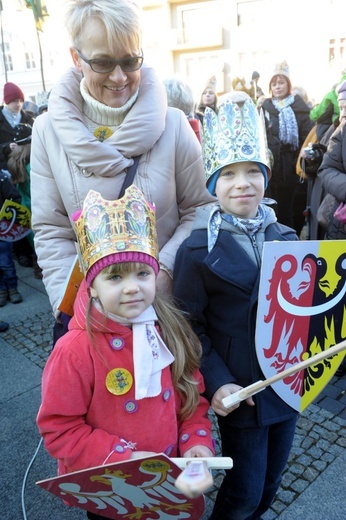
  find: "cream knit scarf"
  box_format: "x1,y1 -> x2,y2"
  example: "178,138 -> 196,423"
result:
103,304 -> 175,400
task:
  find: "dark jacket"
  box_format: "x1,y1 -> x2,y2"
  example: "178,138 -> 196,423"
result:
0,108 -> 34,169
317,119 -> 346,239
173,206 -> 298,428
262,94 -> 313,184
0,170 -> 21,207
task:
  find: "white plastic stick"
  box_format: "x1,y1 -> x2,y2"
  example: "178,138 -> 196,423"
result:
171,457 -> 233,470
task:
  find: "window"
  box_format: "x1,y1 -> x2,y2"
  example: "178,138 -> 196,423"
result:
179,50 -> 225,97
25,50 -> 36,69
4,42 -> 13,71
237,0 -> 264,26
329,37 -> 345,63
177,2 -> 222,46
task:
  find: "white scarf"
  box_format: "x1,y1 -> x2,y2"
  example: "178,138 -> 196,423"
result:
103,305 -> 175,400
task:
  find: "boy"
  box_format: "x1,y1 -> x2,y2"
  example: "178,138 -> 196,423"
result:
173,93 -> 299,520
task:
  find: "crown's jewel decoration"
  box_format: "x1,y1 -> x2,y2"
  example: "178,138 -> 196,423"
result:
201,96 -> 271,184
72,185 -> 158,277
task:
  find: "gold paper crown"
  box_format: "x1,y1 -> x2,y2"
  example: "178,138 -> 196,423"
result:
72,185 -> 159,278
201,95 -> 271,185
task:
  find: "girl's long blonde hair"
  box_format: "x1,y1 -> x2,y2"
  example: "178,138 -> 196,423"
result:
154,291 -> 202,421
86,262 -> 202,421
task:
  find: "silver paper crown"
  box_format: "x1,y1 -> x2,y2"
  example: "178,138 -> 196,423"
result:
201,96 -> 271,185
273,60 -> 290,78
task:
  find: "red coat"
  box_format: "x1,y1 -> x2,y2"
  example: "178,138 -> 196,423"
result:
37,280 -> 214,475
188,117 -> 201,142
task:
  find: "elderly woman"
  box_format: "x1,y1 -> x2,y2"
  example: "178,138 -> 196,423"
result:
163,77 -> 201,142
31,0 -> 214,333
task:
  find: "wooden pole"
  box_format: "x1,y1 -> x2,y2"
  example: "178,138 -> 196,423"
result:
223,339 -> 346,408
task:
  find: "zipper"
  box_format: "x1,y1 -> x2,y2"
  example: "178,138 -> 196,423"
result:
249,234 -> 261,267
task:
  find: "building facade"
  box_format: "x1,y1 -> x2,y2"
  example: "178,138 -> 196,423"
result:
0,0 -> 345,105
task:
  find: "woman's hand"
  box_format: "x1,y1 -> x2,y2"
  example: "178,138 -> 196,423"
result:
182,446 -> 214,458
211,383 -> 255,416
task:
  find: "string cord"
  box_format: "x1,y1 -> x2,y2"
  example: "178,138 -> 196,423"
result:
21,437 -> 43,520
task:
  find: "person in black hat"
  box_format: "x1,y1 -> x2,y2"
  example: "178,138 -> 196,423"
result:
250,70 -> 264,102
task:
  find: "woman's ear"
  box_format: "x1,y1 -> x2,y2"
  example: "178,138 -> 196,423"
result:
70,48 -> 82,71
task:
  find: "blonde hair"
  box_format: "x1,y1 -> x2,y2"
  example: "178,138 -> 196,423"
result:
65,0 -> 142,54
86,262 -> 202,421
7,143 -> 31,184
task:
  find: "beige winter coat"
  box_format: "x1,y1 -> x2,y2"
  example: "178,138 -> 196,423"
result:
31,66 -> 214,316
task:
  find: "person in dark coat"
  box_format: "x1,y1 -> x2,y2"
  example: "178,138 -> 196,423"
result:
316,80 -> 346,377
317,80 -> 346,241
0,82 -> 35,267
261,61 -> 313,236
0,82 -> 34,170
300,80 -> 346,241
173,93 -> 299,520
0,170 -> 23,306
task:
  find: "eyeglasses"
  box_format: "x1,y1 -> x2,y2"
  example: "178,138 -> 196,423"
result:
77,50 -> 144,73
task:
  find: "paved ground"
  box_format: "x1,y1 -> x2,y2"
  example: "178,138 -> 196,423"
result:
1,261 -> 345,519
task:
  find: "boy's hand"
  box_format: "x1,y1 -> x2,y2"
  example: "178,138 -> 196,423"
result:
211,384 -> 255,416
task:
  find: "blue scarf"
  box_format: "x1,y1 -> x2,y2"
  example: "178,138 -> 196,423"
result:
207,203 -> 270,252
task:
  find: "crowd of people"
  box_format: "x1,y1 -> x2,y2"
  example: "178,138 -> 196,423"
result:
1,0 -> 346,518
0,80 -> 48,332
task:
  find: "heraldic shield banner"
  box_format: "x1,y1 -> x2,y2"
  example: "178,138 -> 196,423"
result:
37,454 -> 205,519
0,199 -> 31,242
255,240 -> 346,411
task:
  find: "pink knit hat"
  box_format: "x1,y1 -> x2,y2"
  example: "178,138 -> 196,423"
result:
3,82 -> 25,104
86,251 -> 159,287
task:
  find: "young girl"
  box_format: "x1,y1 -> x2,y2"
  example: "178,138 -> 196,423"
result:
173,93 -> 299,520
37,186 -> 214,518
196,75 -> 218,124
